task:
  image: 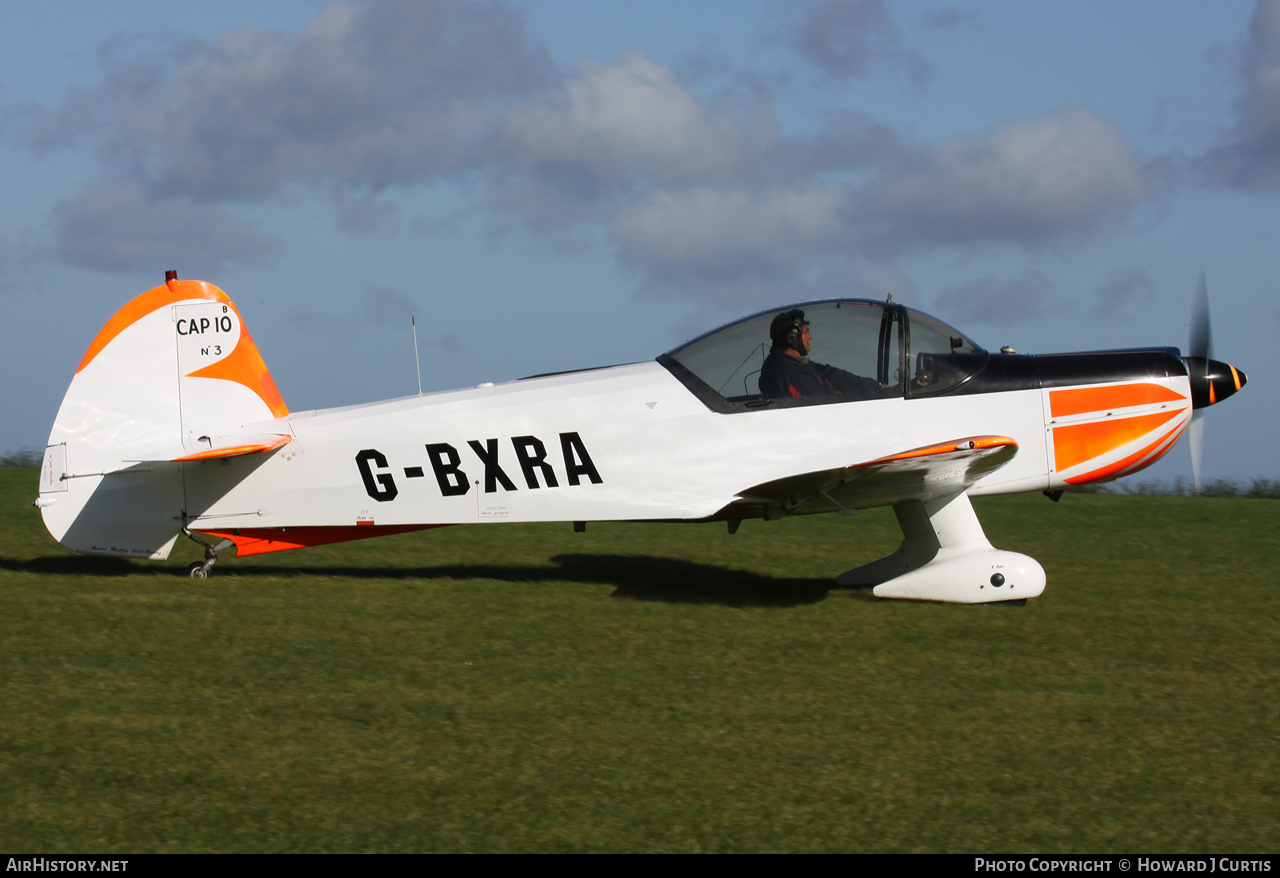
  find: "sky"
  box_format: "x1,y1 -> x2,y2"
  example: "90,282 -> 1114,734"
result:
1,0 -> 1276,482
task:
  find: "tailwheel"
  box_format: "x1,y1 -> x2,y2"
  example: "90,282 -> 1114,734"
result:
182,529 -> 234,579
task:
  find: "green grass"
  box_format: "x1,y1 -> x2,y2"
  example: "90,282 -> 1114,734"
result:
2,466 -> 1277,852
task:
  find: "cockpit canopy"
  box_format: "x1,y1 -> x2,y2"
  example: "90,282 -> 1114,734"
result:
659,299 -> 988,411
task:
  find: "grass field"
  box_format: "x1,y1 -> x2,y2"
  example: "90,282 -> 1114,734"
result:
2,465 -> 1277,853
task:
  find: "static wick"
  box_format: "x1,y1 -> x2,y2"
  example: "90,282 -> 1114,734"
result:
412,316 -> 422,396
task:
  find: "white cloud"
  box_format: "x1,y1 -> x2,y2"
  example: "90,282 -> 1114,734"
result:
931,272 -> 1057,326
363,285 -> 417,326
865,107 -> 1148,249
49,181 -> 282,273
612,184 -> 849,285
1087,268 -> 1155,319
501,52 -> 763,187
789,0 -> 930,85
335,191 -> 401,236
30,0 -> 556,201
11,1 -> 1160,303
19,0 -> 554,271
1199,0 -> 1280,189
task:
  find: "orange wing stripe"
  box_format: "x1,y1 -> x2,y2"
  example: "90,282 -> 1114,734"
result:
852,435 -> 1017,468
1053,410 -> 1183,473
1049,383 -> 1187,418
78,279 -> 229,373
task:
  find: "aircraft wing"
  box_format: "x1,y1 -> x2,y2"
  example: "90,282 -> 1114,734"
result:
731,435 -> 1018,517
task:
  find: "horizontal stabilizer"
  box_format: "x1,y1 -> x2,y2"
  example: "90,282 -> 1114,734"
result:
172,433 -> 292,462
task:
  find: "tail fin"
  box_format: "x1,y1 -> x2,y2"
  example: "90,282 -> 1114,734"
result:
38,276 -> 288,559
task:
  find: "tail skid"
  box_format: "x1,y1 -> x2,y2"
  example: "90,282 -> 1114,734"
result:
38,275 -> 289,559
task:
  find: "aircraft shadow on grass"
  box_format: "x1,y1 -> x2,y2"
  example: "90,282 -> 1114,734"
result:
2,554 -> 139,576
2,553 -> 845,608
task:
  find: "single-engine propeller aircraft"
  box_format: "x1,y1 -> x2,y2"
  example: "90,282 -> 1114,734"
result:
35,272 -> 1246,603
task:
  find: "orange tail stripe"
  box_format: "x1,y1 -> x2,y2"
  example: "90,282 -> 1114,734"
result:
184,301 -> 289,418
1049,383 -> 1187,418
78,279 -> 228,373
1053,409 -> 1184,473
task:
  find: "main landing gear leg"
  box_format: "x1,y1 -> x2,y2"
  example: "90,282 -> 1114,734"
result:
835,491 -> 1045,604
182,530 -> 235,579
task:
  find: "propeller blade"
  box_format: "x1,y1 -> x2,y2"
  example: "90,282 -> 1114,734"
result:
1188,273 -> 1212,496
1190,270 -> 1213,361
1189,409 -> 1205,496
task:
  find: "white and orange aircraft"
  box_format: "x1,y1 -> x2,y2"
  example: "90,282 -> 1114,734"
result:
35,272 -> 1246,603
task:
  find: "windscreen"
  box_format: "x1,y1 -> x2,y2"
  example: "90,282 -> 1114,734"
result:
904,308 -> 987,396
665,301 -> 894,404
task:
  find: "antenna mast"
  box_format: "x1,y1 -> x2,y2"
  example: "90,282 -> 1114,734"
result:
412,316 -> 423,395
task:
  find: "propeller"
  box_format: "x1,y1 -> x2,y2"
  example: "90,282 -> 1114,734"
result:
1183,271 -> 1248,495
1189,273 -> 1210,494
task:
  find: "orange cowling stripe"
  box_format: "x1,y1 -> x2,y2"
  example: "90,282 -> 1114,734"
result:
78,279 -> 228,373
184,300 -> 289,418
1052,409 -> 1184,473
1049,383 -> 1187,418
1064,420 -> 1187,485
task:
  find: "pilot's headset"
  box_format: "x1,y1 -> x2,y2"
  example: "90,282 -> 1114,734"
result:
770,309 -> 809,354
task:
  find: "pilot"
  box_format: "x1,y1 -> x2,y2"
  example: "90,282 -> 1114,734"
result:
758,308 -> 882,399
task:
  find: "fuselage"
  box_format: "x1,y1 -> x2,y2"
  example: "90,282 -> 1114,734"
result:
181,348 -> 1192,534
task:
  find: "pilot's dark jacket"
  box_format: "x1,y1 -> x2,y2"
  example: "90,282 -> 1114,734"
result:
758,350 -> 881,399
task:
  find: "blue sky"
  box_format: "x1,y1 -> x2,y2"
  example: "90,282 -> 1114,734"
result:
2,0 -> 1275,482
